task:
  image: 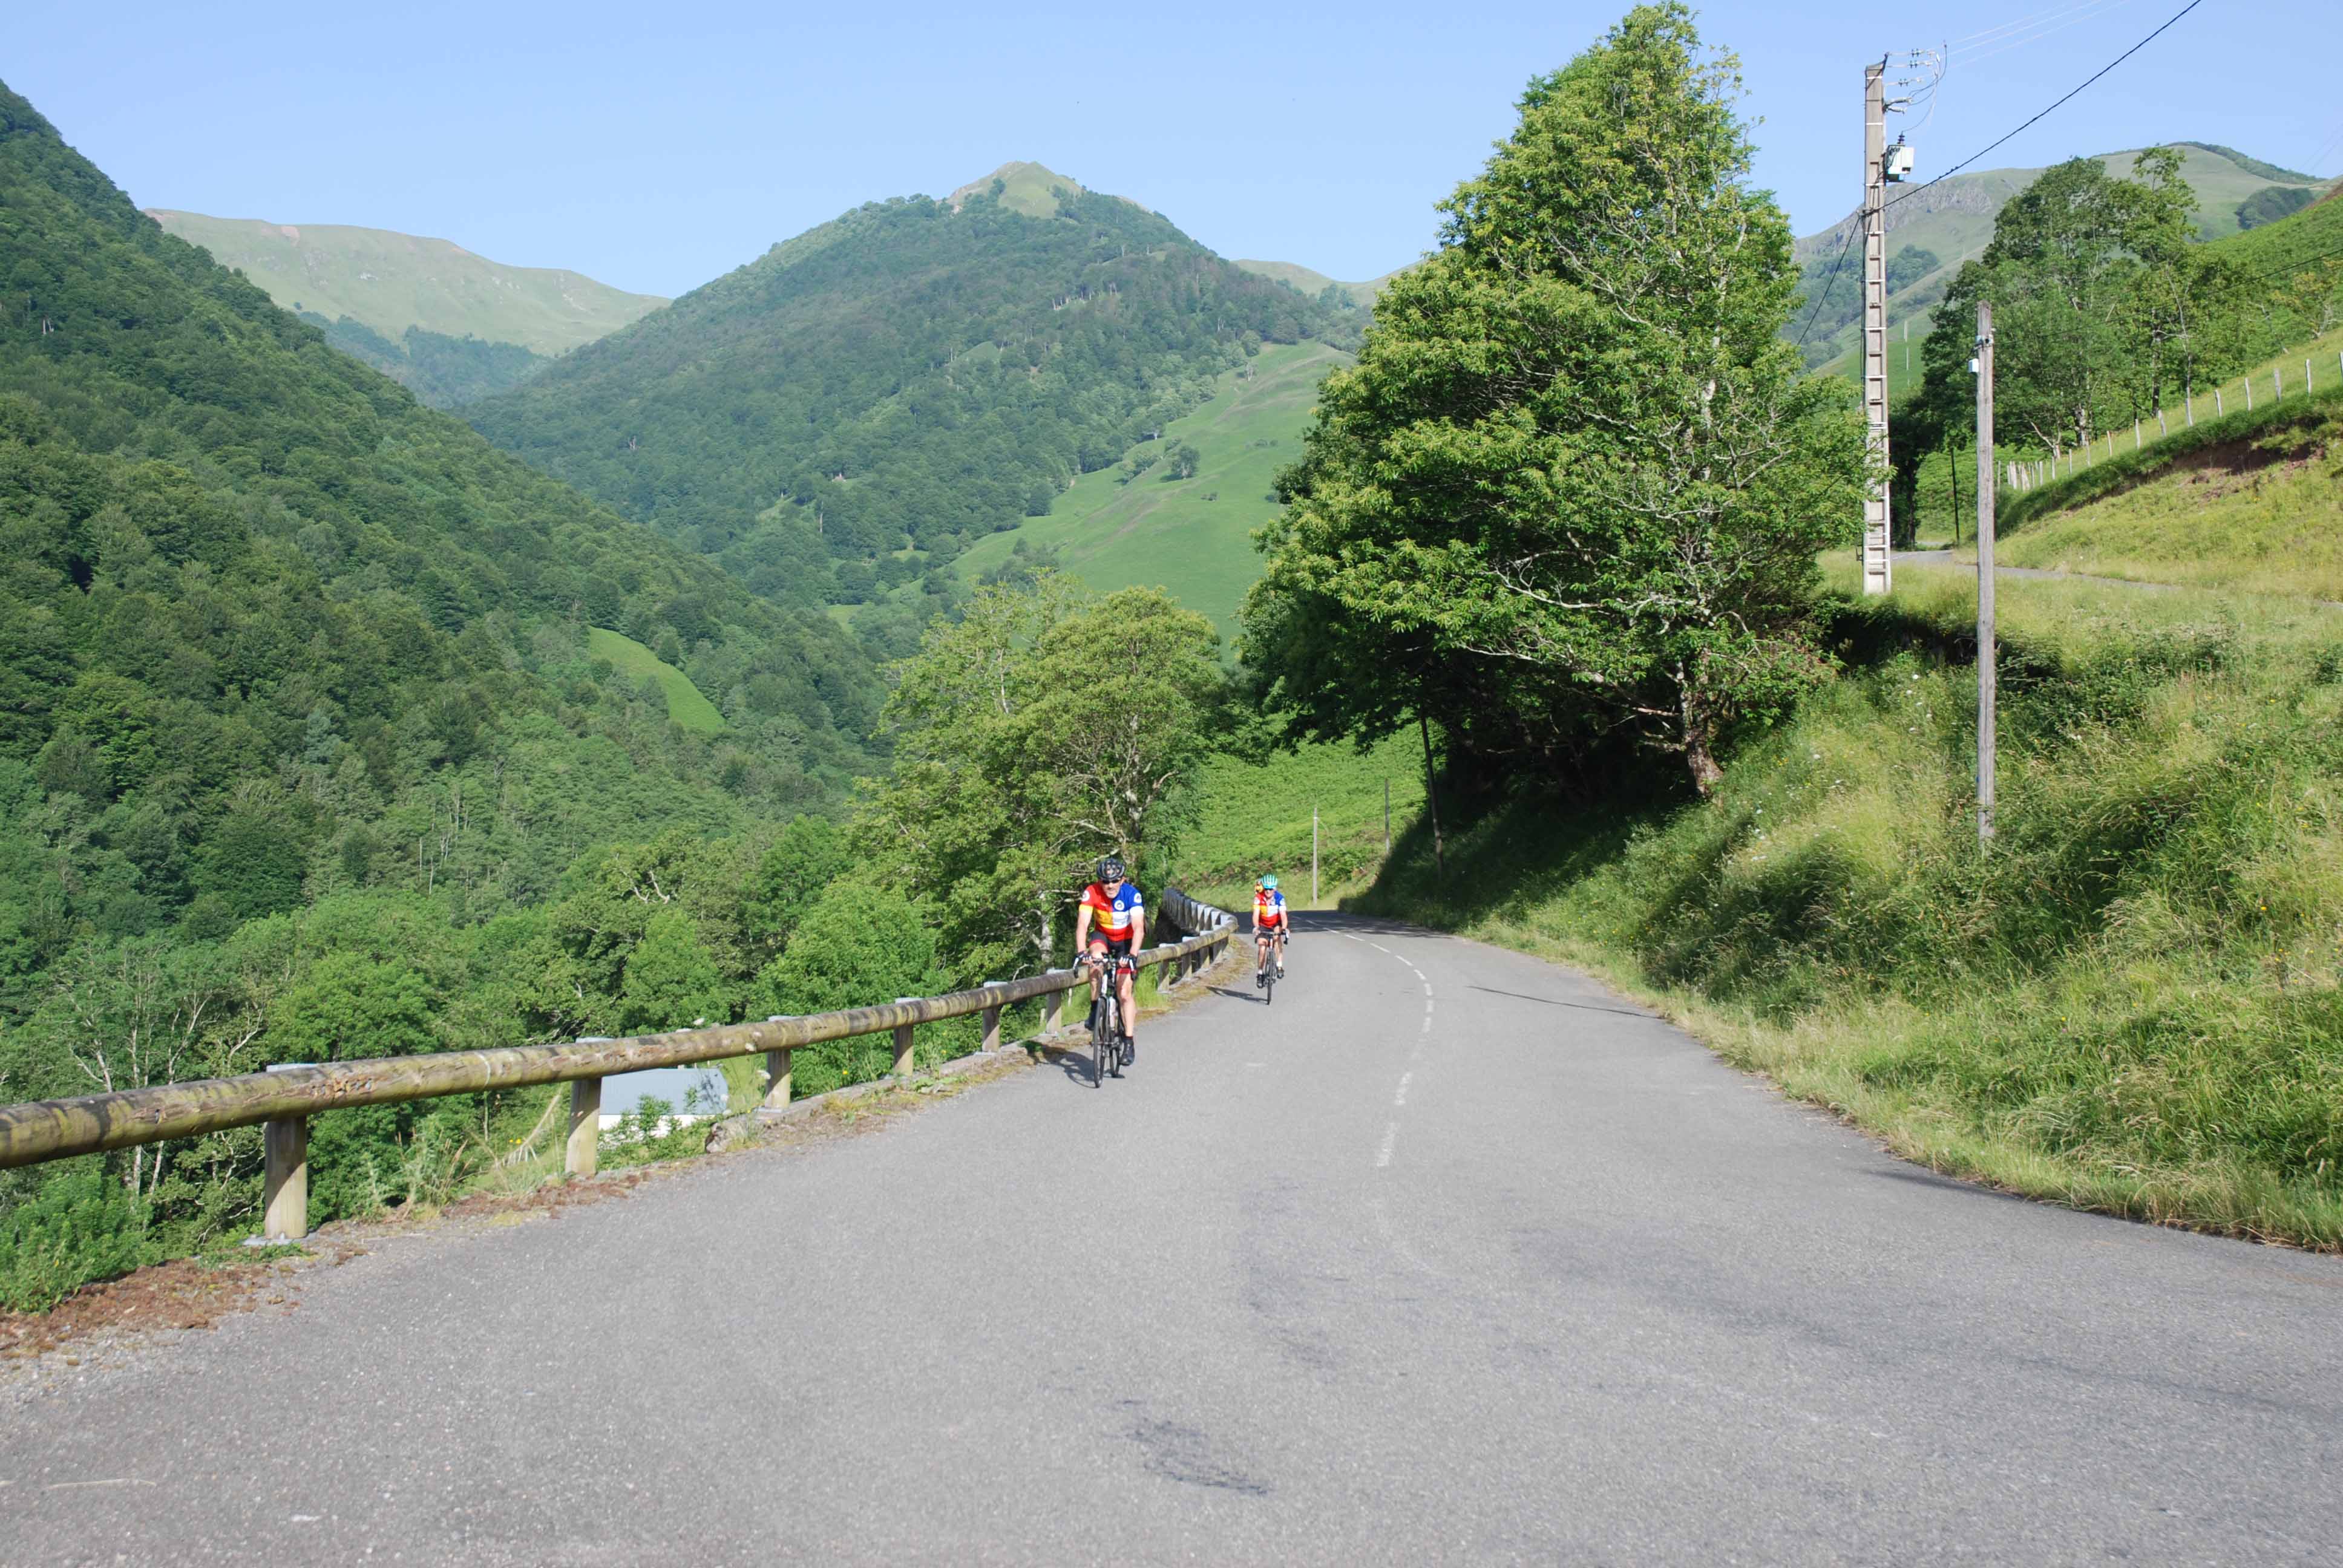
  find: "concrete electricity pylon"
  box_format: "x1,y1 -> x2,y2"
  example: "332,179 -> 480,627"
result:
1861,59 -> 1893,595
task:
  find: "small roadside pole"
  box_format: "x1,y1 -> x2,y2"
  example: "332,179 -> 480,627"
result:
1419,713 -> 1447,884
1974,300 -> 1997,843
1311,806 -> 1320,906
1383,778 -> 1391,854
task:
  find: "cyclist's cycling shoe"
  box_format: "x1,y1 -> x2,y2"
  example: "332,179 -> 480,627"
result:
1254,968 -> 1265,988
1277,964 -> 1286,979
1121,1036 -> 1136,1065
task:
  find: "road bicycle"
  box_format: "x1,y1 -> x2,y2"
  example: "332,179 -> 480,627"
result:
1255,927 -> 1286,1005
1083,952 -> 1132,1086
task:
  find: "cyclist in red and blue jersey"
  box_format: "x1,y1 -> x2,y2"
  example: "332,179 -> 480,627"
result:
1073,855 -> 1145,1064
1252,874 -> 1288,987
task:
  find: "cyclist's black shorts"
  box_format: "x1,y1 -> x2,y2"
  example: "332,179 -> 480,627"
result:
1090,935 -> 1137,971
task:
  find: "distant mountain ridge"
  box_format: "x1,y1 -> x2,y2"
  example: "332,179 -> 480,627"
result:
467,165 -> 1356,613
1233,259 -> 1407,309
145,211 -> 665,355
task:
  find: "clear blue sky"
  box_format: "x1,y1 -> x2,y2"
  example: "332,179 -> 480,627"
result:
11,0 -> 2335,298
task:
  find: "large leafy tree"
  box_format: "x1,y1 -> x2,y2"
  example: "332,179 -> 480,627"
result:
859,578 -> 1222,981
1245,5 -> 1867,794
1914,151 -> 2255,457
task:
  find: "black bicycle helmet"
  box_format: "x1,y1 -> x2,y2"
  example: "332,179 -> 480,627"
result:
1096,855 -> 1127,882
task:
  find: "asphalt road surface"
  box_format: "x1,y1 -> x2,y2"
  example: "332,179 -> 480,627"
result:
6,915 -> 2339,1564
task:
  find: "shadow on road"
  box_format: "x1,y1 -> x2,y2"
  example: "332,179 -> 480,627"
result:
1466,984 -> 1653,1021
1207,984 -> 1268,1006
1866,1165 -> 2031,1204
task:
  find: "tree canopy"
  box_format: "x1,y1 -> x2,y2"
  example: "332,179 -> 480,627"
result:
1244,5 -> 1869,794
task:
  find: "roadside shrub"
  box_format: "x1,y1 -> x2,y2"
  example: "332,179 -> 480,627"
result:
0,1161 -> 150,1312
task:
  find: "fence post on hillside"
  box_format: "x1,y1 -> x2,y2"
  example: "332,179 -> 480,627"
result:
893,1002 -> 917,1079
2157,407 -> 2167,438
261,1114 -> 309,1243
2133,418 -> 2140,451
2216,387 -> 2224,417
981,988 -> 1004,1051
762,1023 -> 794,1110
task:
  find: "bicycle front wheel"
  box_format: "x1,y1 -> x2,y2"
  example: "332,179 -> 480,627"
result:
1090,985 -> 1108,1086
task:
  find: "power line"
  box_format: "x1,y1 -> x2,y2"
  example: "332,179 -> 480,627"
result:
1886,0 -> 2206,215
1947,0 -> 2123,48
1951,0 -> 2139,65
1800,0 -> 2206,361
2238,238 -> 2343,282
1793,228 -> 1860,350
1958,0 -> 2141,68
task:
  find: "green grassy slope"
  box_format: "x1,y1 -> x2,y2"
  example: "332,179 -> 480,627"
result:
588,629 -> 726,731
1349,572 -> 2343,1248
952,340 -> 1347,636
1178,732 -> 1426,911
945,161 -> 1089,218
146,210 -> 666,354
1968,384 -> 2343,597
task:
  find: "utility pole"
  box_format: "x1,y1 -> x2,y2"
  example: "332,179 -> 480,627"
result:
1861,59 -> 1893,596
1974,300 -> 1996,843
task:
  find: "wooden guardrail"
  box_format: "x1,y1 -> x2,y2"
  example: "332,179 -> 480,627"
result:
0,890 -> 1237,1242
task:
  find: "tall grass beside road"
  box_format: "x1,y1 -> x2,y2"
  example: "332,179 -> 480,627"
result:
1356,573 -> 2343,1248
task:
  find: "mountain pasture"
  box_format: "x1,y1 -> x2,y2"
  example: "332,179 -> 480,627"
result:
954,341 -> 1346,637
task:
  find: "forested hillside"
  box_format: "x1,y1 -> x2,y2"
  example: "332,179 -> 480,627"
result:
466,175 -> 1357,610
0,79 -> 891,1279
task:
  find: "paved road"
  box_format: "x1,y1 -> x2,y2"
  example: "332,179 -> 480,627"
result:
6,916 -> 2340,1564
1893,549 -> 2183,591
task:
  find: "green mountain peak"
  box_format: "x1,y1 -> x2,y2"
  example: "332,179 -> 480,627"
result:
947,161 -> 1086,218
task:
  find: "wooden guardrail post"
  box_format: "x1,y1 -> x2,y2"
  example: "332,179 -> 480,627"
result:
893,1001 -> 917,1079
1041,974 -> 1066,1036
981,988 -> 1004,1053
568,1076 -> 602,1178
763,1037 -> 793,1111
262,1115 -> 308,1242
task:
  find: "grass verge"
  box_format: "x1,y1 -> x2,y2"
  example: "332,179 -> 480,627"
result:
1351,572 -> 2343,1249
